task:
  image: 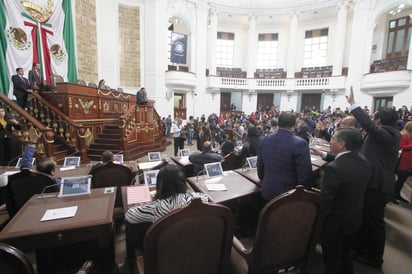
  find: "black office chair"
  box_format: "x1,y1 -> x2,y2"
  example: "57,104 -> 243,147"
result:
5,169 -> 57,218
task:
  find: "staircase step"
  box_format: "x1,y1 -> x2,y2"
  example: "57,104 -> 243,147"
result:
93,138 -> 120,145
101,129 -> 121,135
89,143 -> 121,150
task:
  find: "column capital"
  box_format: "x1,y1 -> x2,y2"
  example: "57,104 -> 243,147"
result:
337,0 -> 351,10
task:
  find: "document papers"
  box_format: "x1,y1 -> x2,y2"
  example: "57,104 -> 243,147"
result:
127,185 -> 151,205
206,184 -> 227,191
40,206 -> 78,222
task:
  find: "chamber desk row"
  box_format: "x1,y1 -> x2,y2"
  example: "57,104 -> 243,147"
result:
0,188 -> 116,274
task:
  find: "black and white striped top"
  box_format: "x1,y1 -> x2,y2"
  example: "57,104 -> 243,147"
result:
125,192 -> 208,224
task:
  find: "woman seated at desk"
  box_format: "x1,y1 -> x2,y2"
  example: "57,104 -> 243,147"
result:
125,165 -> 208,224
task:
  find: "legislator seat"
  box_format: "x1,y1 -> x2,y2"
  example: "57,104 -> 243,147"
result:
4,169 -> 57,219
0,243 -> 96,274
221,152 -> 242,171
136,198 -> 234,274
0,242 -> 34,274
89,161 -> 133,208
231,186 -> 326,274
51,74 -> 64,87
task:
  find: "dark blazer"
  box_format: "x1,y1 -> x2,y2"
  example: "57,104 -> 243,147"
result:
136,91 -> 147,105
0,120 -> 22,140
11,74 -> 30,97
257,128 -> 313,200
351,107 -> 401,194
321,152 -> 371,234
28,69 -> 41,87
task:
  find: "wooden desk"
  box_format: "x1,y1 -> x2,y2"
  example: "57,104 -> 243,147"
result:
0,188 -> 116,273
310,154 -> 327,168
171,156 -> 194,177
235,168 -> 260,185
186,170 -> 260,208
313,138 -> 331,152
55,164 -> 91,177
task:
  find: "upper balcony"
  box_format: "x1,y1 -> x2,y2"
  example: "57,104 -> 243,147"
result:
206,75 -> 347,91
361,70 -> 411,94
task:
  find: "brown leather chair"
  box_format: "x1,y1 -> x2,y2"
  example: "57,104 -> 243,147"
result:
221,152 -> 242,171
89,162 -> 133,208
0,243 -> 95,274
231,186 -> 326,274
137,199 -> 234,274
76,79 -> 87,86
0,243 -> 34,274
5,170 -> 57,218
51,74 -> 64,87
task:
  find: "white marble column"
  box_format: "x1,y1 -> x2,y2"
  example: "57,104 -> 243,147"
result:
363,23 -> 377,74
408,33 -> 412,70
207,9 -> 218,75
332,2 -> 349,76
247,15 -> 257,78
286,12 -> 299,78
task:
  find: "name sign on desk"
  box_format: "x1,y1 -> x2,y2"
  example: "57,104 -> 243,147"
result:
40,206 -> 78,222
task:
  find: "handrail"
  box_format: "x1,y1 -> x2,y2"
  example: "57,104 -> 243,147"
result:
0,92 -> 54,157
27,92 -> 88,161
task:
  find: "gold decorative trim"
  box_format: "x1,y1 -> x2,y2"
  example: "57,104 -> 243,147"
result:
98,89 -> 130,99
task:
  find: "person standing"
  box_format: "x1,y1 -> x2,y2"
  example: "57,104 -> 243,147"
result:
172,118 -> 184,156
11,67 -> 32,109
136,87 -> 148,105
165,114 -> 172,137
394,121 -> 412,202
0,106 -> 22,166
186,116 -> 194,146
320,128 -> 371,274
28,63 -> 51,92
257,112 -> 313,201
347,86 -> 401,269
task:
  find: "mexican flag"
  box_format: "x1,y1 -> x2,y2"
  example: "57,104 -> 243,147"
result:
0,0 -> 77,98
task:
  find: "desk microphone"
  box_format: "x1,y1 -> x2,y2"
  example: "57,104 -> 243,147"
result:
37,183 -> 61,199
241,162 -> 249,171
196,169 -> 206,181
7,153 -> 23,167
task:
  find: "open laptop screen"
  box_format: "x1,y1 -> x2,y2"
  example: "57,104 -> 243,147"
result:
15,158 -> 35,169
204,162 -> 224,178
246,156 -> 258,169
63,157 -> 81,167
148,152 -> 161,161
113,154 -> 124,164
144,169 -> 160,185
59,176 -> 91,197
179,149 -> 190,157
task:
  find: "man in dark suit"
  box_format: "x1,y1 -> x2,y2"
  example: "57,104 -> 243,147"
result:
189,141 -> 222,176
257,112 -> 312,201
28,62 -> 51,92
136,87 -> 148,105
320,128 -> 371,274
346,86 -> 401,268
11,67 -> 32,109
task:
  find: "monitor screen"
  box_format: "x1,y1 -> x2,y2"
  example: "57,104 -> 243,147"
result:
144,169 -> 160,185
59,176 -> 91,197
148,152 -> 161,162
180,149 -> 190,157
246,156 -> 258,169
15,158 -> 35,169
204,162 -> 224,178
63,157 -> 81,167
113,154 -> 124,164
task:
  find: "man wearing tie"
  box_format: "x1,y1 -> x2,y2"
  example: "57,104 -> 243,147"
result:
11,67 -> 32,110
28,62 -> 51,92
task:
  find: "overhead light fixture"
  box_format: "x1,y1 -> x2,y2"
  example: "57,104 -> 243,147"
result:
389,3 -> 406,16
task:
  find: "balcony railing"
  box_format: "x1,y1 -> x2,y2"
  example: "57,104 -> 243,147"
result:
206,75 -> 347,90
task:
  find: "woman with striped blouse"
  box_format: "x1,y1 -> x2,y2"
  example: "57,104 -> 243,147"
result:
126,165 -> 208,224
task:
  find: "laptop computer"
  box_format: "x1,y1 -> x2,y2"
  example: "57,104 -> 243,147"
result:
63,156 -> 81,167
113,154 -> 124,164
59,175 -> 91,197
148,152 -> 161,161
180,149 -> 190,157
204,162 -> 224,178
246,156 -> 258,169
15,158 -> 35,169
144,169 -> 160,185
